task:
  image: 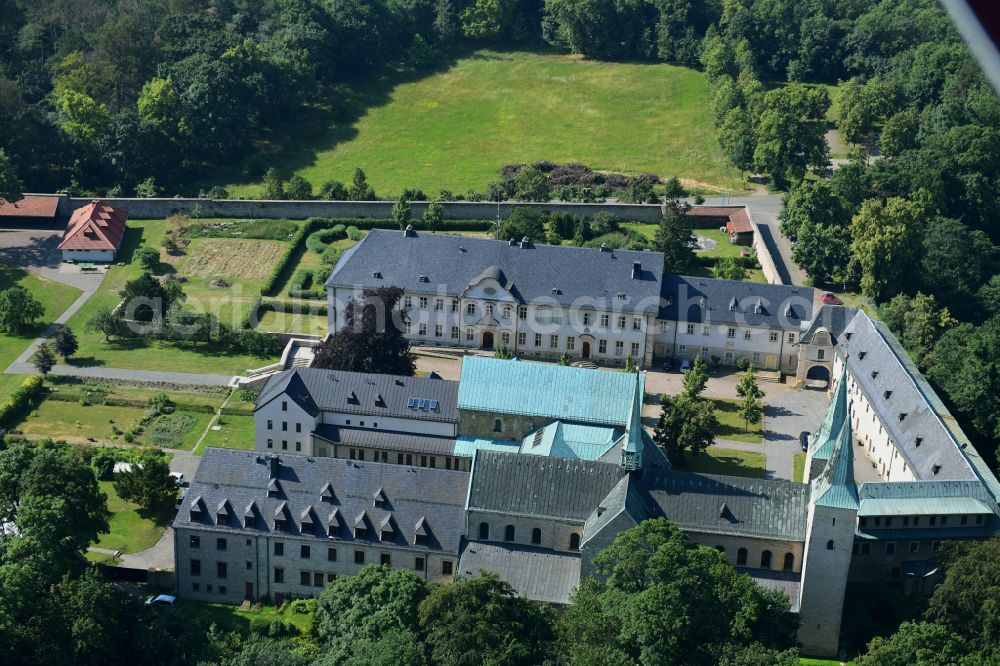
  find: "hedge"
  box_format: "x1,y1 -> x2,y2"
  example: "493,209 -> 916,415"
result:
260,218 -> 327,296
0,375 -> 44,429
260,297 -> 328,316
45,390 -> 217,413
305,225 -> 346,253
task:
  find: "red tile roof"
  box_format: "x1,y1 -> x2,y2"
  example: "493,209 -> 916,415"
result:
726,208 -> 753,235
58,201 -> 128,251
688,206 -> 746,218
0,195 -> 60,219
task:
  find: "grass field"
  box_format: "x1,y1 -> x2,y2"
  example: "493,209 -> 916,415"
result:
179,600 -> 314,636
222,50 -> 743,197
18,400 -> 148,442
60,220 -> 281,375
711,397 -> 763,444
620,223 -> 767,283
195,414 -> 255,455
92,480 -> 170,554
257,309 -> 329,336
679,446 -> 765,478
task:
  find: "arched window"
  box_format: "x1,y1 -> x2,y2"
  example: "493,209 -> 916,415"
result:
760,550 -> 772,568
783,553 -> 794,571
531,528 -> 541,545
493,418 -> 503,433
478,522 -> 489,540
569,533 -> 580,550
737,548 -> 748,566
826,540 -> 834,550
504,525 -> 515,542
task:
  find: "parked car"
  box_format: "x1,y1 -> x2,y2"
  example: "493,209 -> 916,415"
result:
170,472 -> 184,487
661,359 -> 673,372
799,431 -> 811,451
175,488 -> 187,511
680,359 -> 691,374
145,594 -> 176,607
821,292 -> 843,306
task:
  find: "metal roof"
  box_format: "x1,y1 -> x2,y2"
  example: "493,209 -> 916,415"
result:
313,424 -> 457,456
809,364 -> 848,460
453,436 -> 521,457
326,229 -> 665,315
458,541 -> 581,605
811,417 -> 860,510
256,368 -> 459,424
467,450 -> 626,522
740,568 -> 801,612
858,496 -> 995,517
457,357 -> 639,426
518,421 -> 621,460
173,449 -> 469,554
657,275 -> 815,329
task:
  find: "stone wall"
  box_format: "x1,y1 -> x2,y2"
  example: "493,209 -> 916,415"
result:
749,209 -> 783,286
458,409 -> 547,440
61,196 -> 665,223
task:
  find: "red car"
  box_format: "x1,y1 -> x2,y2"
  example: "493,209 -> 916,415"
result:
822,292 -> 843,305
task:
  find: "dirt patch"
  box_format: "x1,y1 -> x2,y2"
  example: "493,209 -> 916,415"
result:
176,238 -> 286,281
695,235 -> 718,252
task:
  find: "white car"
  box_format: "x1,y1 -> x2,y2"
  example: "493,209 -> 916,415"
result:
680,359 -> 691,374
145,594 -> 177,606
170,472 -> 184,487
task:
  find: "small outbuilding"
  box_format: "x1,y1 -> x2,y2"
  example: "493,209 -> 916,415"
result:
0,195 -> 61,228
58,200 -> 128,263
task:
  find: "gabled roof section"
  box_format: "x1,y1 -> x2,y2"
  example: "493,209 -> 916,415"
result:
255,370 -> 320,417
810,364 -> 849,460
58,200 -> 127,251
811,416 -> 859,510
458,357 -> 637,426
518,421 -> 621,461
325,229 -> 664,315
800,306 -> 858,345
658,275 -> 815,329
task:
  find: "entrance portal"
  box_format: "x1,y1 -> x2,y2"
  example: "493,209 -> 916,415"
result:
582,341 -> 591,358
482,331 -> 495,350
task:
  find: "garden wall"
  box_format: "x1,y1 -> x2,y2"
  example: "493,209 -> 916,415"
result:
59,197 -> 665,223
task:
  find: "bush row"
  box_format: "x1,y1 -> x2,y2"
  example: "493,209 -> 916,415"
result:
260,218 -> 328,296
0,375 -> 44,429
305,224 -> 347,253
45,390 -> 218,414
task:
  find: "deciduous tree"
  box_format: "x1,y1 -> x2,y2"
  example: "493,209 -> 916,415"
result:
849,197 -> 924,304
653,392 -> 717,462
54,326 -> 78,359
0,284 -> 44,334
30,342 -> 55,375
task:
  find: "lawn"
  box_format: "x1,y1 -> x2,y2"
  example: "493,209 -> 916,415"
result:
793,452 -> 806,483
59,220 -> 281,375
145,411 -> 215,450
92,480 -> 170,554
195,414 -> 255,455
221,50 -> 743,197
620,223 -> 767,283
679,446 -> 765,478
178,600 -> 314,636
711,397 -> 763,444
257,309 -> 329,336
0,268 -> 81,399
17,400 -> 148,443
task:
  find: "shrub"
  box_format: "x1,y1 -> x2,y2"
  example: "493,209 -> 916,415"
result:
305,226 -> 347,253
346,226 -> 365,241
290,269 -> 314,291
0,375 -> 44,429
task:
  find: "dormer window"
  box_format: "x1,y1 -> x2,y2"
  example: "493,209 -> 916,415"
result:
372,271 -> 382,279
932,464 -> 941,475
858,351 -> 866,360
898,412 -> 907,421
915,437 -> 923,447
884,390 -> 892,399
871,370 -> 878,379
617,293 -> 626,301
729,298 -> 737,312
373,488 -> 386,505
418,275 -> 428,283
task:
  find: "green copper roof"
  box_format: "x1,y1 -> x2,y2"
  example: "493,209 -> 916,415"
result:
519,421 -> 621,460
457,357 -> 637,426
810,364 -> 848,461
811,415 -> 860,510
624,372 -> 645,455
453,436 -> 520,457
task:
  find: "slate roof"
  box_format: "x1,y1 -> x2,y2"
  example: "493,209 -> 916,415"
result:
839,314 -> 983,484
173,449 -> 469,554
325,229 -> 665,315
799,305 -> 858,344
457,357 -> 639,426
0,195 -> 59,219
614,470 -> 811,541
467,450 -> 626,522
658,275 -> 815,329
58,200 -> 127,251
458,541 -> 581,605
313,424 -> 457,456
857,479 -> 998,517
256,368 -> 458,424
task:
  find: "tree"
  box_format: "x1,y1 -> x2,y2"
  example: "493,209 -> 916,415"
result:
880,109 -> 920,158
0,148 -> 23,204
717,108 -> 756,177
879,293 -> 956,367
849,197 -> 925,303
0,285 -> 45,334
348,168 -> 374,201
285,175 -> 312,200
927,318 -> 1000,444
753,84 -> 830,188
856,622 -> 977,666
558,350 -> 572,365
738,392 -> 762,433
134,177 -> 158,198
496,344 -> 514,360
262,168 -> 285,199
113,451 -> 175,513
119,272 -> 181,323
792,221 -> 853,287
925,536 -> 1000,652
315,566 -> 430,664
498,208 -> 546,242
460,0 -> 510,40
513,165 -> 550,201
654,199 -> 698,274
558,519 -> 798,666
622,352 -> 638,373
920,217 -> 996,320
433,0 -> 460,46
780,180 -> 849,241
313,286 -> 416,376
392,194 -> 412,229
320,180 -> 348,200
422,198 -> 444,231
133,246 -> 160,271
30,342 -> 55,376
712,257 -> 748,281
419,573 -> 556,666
87,306 -> 129,342
652,392 -> 718,462
682,355 -> 709,397
54,327 -> 78,360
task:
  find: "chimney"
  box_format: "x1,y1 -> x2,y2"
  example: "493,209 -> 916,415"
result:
403,224 -> 415,237
600,243 -> 610,252
268,455 -> 280,480
508,238 -> 517,246
632,261 -> 642,279
520,236 -> 531,249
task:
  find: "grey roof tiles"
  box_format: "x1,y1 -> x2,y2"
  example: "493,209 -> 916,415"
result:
658,275 -> 815,329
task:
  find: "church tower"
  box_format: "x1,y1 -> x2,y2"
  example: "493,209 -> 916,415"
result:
620,372 -> 645,472
805,363 -> 849,483
797,382 -> 859,658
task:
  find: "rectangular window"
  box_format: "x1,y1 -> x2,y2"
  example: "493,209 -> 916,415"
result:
517,332 -> 526,346
190,535 -> 201,549
327,546 -> 337,561
434,325 -> 443,338
274,542 -> 284,556
701,347 -> 709,358
190,559 -> 201,576
727,327 -> 736,338
549,335 -> 559,349
281,401 -> 287,411
615,341 -> 624,355
630,342 -> 640,357
787,333 -> 796,343
679,344 -> 687,353
566,336 -> 575,350
267,420 -> 273,430
617,316 -> 626,329
217,537 -> 227,551
301,545 -> 311,559
583,312 -> 592,326
702,325 -> 710,335
217,562 -> 227,579
274,567 -> 284,583
418,297 -> 428,309
451,299 -> 459,312
404,296 -> 412,309
485,304 -> 494,318
600,314 -> 609,328
686,323 -> 695,335
404,321 -> 411,335
282,421 -> 288,431
752,352 -> 760,362
599,339 -> 607,354
415,557 -> 425,571
296,423 -> 302,433
534,334 -> 542,347
502,332 -> 511,346
434,298 -> 443,311
380,553 -> 391,566
450,326 -> 459,339
418,323 -> 427,336
314,572 -> 324,587
909,542 -> 919,554
267,438 -> 273,449
518,306 -> 527,319
465,328 -> 474,341
743,329 -> 751,340
769,332 -> 778,342
466,302 -> 476,315
817,349 -> 825,360
300,571 -> 310,586
632,317 -> 641,331
354,550 -> 365,565
442,561 -> 453,575
327,573 -> 337,583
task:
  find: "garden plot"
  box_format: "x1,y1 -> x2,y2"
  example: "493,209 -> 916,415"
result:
175,238 -> 286,282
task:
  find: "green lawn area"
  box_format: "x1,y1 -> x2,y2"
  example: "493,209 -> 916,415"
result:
178,600 -> 314,636
620,223 -> 767,283
221,50 -> 743,197
793,452 -> 806,483
257,309 -> 329,336
195,414 -> 255,455
92,480 -> 170,554
18,399 -> 148,442
59,220 -> 281,375
678,446 -> 765,478
711,397 -> 763,444
0,268 -> 81,400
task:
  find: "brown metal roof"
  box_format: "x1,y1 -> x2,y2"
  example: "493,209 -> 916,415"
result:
0,195 -> 59,219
